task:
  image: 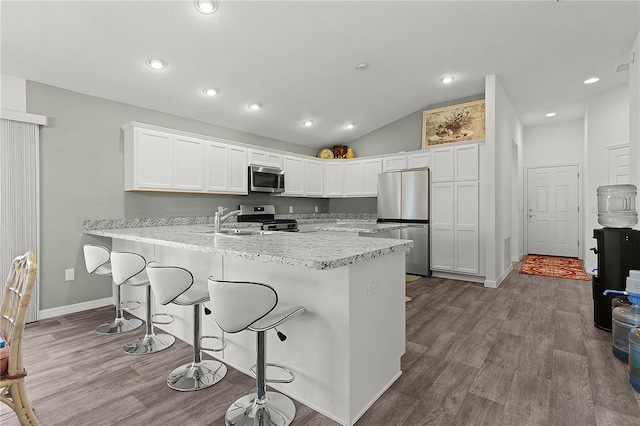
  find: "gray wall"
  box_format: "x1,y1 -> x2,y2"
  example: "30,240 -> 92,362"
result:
27,82 -> 329,310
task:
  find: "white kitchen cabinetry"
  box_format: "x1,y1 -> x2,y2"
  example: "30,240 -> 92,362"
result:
407,151 -> 431,169
282,155 -> 305,196
305,159 -> 324,196
382,155 -> 407,172
324,162 -> 343,197
363,158 -> 382,195
431,142 -> 481,276
343,161 -> 364,196
247,148 -> 283,169
173,136 -> 205,191
205,141 -> 247,194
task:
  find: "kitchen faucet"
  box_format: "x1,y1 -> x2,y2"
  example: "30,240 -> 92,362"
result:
214,208 -> 242,233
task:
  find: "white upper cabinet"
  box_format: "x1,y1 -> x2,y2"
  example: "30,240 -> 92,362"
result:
454,143 -> 479,181
305,159 -> 324,196
282,155 -> 305,196
204,141 -> 247,194
430,147 -> 454,182
382,155 -> 408,172
324,162 -> 343,197
363,158 -> 382,196
247,148 -> 283,169
343,161 -> 364,196
173,135 -> 204,191
407,151 -> 431,169
127,127 -> 173,190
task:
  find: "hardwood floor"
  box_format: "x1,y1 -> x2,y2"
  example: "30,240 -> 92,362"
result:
3,267 -> 640,425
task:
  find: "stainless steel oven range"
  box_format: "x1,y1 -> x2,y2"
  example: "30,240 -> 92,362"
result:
237,204 -> 298,232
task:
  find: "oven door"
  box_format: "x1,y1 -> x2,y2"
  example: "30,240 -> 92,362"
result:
250,166 -> 285,193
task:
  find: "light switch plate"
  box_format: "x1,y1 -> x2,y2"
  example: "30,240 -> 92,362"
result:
65,268 -> 75,281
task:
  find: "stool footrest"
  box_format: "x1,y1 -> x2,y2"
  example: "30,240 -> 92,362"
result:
250,363 -> 295,384
151,313 -> 174,325
121,300 -> 141,311
200,335 -> 226,352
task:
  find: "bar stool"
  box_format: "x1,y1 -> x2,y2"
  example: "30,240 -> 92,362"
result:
83,244 -> 142,334
146,263 -> 227,391
110,251 -> 175,355
207,278 -> 306,426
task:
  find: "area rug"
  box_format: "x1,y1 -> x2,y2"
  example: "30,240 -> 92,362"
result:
519,255 -> 590,281
405,274 -> 422,282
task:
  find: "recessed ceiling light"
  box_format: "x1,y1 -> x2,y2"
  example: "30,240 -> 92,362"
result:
584,77 -> 600,84
194,0 -> 217,14
303,120 -> 314,127
546,112 -> 557,117
146,58 -> 167,70
355,63 -> 368,71
248,103 -> 262,110
441,76 -> 455,84
344,123 -> 355,130
203,87 -> 219,96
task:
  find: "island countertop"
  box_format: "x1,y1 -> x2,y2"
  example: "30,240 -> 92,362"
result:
85,224 -> 412,270
312,221 -> 407,233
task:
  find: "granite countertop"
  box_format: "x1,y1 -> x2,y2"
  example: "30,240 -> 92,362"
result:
85,224 -> 412,270
313,221 -> 407,233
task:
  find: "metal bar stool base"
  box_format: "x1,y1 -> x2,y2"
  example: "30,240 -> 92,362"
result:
124,333 -> 175,355
167,360 -> 227,392
225,391 -> 296,426
95,317 -> 143,335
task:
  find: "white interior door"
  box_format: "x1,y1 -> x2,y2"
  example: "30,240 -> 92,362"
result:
607,145 -> 630,184
526,165 -> 579,257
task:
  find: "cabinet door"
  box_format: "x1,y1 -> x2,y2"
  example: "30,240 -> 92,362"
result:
454,181 -> 479,273
455,144 -> 479,181
305,159 -> 324,196
382,155 -> 407,172
430,147 -> 454,182
173,135 -> 204,191
430,182 -> 454,271
248,149 -> 283,169
283,156 -> 304,195
363,159 -> 382,195
205,141 -> 229,192
343,161 -> 364,196
227,146 -> 247,194
407,151 -> 431,169
324,162 -> 343,197
135,128 -> 173,189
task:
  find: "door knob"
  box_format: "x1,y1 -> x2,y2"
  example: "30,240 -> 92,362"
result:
528,214 -> 535,218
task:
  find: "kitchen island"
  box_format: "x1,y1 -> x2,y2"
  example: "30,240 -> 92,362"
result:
85,221 -> 412,426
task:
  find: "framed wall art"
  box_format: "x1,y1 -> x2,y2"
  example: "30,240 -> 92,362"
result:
421,99 -> 486,148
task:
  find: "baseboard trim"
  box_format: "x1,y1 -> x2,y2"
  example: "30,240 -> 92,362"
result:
39,297 -> 114,320
485,264 -> 514,288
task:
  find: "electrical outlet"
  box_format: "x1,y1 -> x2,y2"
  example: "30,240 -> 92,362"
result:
367,281 -> 379,297
65,268 -> 75,281
289,206 -> 294,213
315,206 -> 319,213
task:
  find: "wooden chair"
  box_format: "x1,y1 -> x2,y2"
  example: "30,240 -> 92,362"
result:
0,251 -> 39,425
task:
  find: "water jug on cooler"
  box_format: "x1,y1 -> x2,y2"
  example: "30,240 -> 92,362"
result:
604,270 -> 640,362
597,184 -> 638,228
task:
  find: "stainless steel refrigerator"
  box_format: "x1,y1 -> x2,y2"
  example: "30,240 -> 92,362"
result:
377,168 -> 430,276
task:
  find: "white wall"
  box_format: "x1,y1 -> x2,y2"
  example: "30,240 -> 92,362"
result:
484,75 -> 523,288
584,84 -> 630,272
0,74 -> 26,112
523,119 -> 584,167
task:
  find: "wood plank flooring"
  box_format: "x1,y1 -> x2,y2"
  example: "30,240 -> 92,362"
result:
3,266 -> 640,425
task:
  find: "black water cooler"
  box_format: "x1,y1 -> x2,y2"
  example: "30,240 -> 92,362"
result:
592,228 -> 640,331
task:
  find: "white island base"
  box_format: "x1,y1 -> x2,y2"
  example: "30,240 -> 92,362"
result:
113,239 -> 406,426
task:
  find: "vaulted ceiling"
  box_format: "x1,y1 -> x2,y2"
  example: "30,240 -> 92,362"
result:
2,1 -> 638,149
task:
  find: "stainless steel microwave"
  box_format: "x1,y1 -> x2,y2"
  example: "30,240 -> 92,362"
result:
249,165 -> 285,193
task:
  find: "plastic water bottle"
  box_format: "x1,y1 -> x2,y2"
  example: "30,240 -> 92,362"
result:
603,270 -> 640,362
629,327 -> 640,392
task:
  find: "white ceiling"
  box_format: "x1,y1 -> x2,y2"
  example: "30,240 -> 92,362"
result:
1,1 -> 638,150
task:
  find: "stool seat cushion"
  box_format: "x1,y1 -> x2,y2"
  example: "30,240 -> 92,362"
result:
173,279 -> 209,306
125,269 -> 150,286
249,304 -> 306,332
94,263 -> 112,276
